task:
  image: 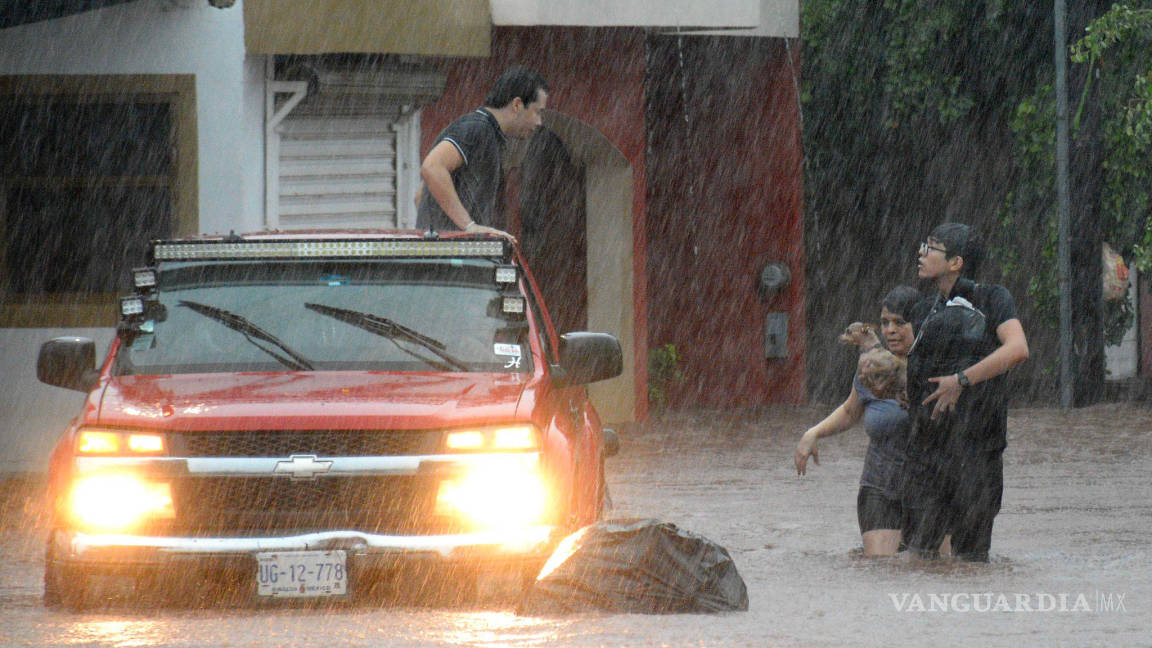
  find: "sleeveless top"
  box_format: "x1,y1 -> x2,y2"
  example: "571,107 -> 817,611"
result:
855,374 -> 908,499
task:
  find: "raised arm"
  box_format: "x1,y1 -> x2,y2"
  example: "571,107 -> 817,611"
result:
795,388 -> 864,475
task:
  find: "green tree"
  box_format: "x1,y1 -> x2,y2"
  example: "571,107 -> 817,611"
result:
800,1 -> 1058,401
1003,2 -> 1152,344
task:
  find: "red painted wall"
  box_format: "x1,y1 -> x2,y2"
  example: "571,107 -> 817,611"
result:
645,36 -> 806,407
422,27 -> 650,419
422,28 -> 806,414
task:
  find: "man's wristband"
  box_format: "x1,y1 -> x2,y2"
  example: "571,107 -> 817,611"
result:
956,371 -> 971,388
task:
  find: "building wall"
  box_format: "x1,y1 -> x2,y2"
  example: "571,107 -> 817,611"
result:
0,1 -> 263,473
0,1 -> 262,235
645,35 -> 806,407
423,28 -> 806,412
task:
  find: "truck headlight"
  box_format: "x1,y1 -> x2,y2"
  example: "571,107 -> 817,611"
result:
435,455 -> 548,531
444,425 -> 538,452
69,474 -> 175,531
77,429 -> 166,455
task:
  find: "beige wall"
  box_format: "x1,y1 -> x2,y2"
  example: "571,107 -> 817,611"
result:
244,0 -> 491,56
540,112 -> 635,423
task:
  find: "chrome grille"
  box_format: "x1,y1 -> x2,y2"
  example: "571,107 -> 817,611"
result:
177,430 -> 442,457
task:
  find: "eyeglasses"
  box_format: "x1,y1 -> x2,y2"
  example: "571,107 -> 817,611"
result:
919,242 -> 948,256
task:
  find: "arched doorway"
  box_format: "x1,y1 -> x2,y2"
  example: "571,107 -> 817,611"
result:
505,112 -> 635,422
520,128 -> 587,334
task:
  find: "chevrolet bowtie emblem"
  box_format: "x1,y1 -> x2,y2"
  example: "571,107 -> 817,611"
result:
273,454 -> 333,480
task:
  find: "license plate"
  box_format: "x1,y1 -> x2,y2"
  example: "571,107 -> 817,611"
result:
256,550 -> 347,598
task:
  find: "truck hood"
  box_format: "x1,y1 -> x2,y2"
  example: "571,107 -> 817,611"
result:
94,372 -> 533,431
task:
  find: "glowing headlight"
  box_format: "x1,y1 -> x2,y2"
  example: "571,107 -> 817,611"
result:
445,431 -> 485,450
77,431 -> 120,454
77,430 -> 165,455
128,434 -> 165,453
69,474 -> 174,531
435,455 -> 548,531
493,426 -> 536,449
444,425 -> 538,452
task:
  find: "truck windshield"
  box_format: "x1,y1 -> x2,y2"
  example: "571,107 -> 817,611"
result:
119,258 -> 533,374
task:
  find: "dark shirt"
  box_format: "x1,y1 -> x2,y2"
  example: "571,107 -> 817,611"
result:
906,279 -> 1017,453
416,108 -> 506,232
855,374 -> 908,499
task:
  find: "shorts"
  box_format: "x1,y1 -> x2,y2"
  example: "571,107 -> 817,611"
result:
857,485 -> 903,533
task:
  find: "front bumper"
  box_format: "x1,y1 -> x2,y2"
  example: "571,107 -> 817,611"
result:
55,526 -> 557,569
48,527 -> 556,605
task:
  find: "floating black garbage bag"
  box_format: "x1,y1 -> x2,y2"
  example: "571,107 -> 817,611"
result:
518,518 -> 748,615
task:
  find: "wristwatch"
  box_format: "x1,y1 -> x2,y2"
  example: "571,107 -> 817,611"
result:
956,371 -> 971,388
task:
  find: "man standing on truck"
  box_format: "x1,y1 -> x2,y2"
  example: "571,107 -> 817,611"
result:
416,65 -> 549,239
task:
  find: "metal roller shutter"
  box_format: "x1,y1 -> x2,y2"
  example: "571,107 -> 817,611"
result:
276,110 -> 400,229
266,62 -> 442,231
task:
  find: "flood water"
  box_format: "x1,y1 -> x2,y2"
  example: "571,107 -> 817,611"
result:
1,404 -> 1147,646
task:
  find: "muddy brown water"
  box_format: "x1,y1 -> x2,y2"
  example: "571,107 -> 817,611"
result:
0,405 -> 1147,646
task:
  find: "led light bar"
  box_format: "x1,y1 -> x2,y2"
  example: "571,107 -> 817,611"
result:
502,296 -> 526,315
132,267 -> 157,290
120,296 -> 144,317
494,265 -> 518,284
153,239 -> 505,261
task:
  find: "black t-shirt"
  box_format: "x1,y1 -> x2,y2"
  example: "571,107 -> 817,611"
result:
907,279 -> 1017,453
416,108 -> 506,232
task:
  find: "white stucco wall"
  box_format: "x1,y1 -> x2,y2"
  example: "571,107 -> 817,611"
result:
1105,268 -> 1140,381
0,0 -> 262,234
490,0 -> 799,37
0,0 -> 266,473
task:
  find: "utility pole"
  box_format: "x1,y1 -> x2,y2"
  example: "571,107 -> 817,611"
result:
1054,0 -> 1074,409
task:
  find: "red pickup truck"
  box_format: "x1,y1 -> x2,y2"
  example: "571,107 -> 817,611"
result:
36,231 -> 621,607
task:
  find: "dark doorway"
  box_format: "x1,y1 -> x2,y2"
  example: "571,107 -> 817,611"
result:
0,97 -> 174,298
519,128 -> 587,334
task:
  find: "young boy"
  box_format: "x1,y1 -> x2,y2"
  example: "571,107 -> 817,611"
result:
902,223 -> 1029,561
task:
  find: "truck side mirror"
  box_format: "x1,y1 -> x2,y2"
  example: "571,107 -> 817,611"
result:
38,337 -> 99,392
553,332 -> 622,387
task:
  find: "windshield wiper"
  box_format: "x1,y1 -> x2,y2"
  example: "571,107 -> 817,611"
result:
178,300 -> 314,371
305,302 -> 470,372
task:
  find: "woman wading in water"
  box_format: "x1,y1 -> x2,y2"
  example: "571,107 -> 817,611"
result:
794,286 -> 942,556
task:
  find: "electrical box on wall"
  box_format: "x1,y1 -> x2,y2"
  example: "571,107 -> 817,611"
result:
765,313 -> 787,358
